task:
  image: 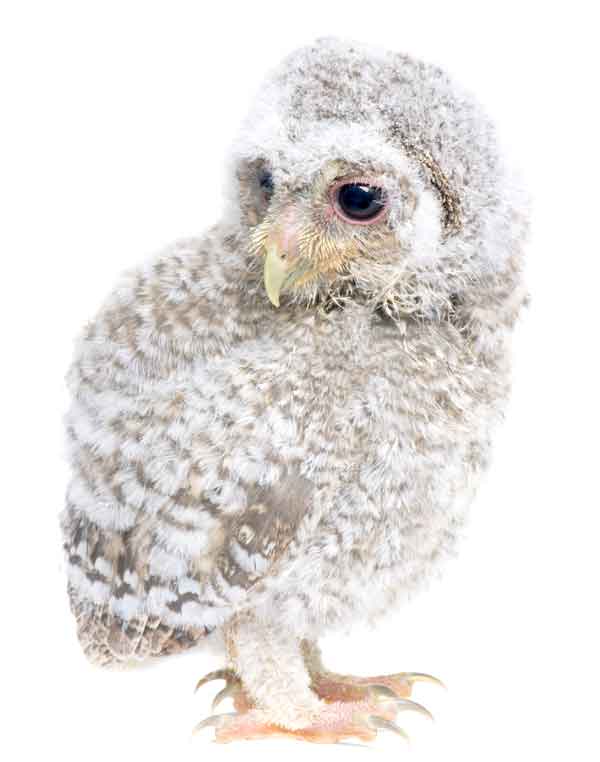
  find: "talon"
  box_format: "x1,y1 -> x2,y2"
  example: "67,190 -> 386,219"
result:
212,681 -> 239,711
369,686 -> 434,721
393,698 -> 434,721
402,672 -> 446,690
193,711 -> 237,734
195,668 -> 236,694
367,715 -> 410,742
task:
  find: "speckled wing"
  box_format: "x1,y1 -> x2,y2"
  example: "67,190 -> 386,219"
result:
61,232 -> 310,665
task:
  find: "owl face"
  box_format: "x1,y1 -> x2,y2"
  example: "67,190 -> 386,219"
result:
236,139 -> 445,310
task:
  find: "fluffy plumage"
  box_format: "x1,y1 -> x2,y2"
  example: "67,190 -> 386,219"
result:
61,38 -> 527,739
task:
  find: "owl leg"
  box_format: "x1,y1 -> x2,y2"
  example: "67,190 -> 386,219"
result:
302,640 -> 444,702
194,613 -> 422,743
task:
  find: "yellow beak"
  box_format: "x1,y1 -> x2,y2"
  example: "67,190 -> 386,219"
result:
263,243 -> 292,307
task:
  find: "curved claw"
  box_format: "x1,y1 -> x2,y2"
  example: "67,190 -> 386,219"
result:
367,715 -> 410,742
193,711 -> 237,735
369,686 -> 434,721
401,672 -> 446,690
194,668 -> 236,694
212,681 -> 240,711
393,698 -> 434,721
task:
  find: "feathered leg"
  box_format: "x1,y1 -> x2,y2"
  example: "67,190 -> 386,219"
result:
194,613 -> 422,743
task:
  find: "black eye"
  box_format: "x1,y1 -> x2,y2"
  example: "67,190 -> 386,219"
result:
258,170 -> 274,197
335,183 -> 386,223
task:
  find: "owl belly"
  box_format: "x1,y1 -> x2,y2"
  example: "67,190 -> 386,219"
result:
230,313 -> 495,635
250,407 -> 485,637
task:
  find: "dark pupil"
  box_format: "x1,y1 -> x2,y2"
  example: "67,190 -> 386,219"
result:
259,170 -> 274,196
337,183 -> 384,220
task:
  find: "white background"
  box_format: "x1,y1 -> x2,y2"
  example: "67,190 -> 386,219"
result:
1,2 -> 598,760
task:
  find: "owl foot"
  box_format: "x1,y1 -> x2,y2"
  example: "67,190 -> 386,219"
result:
195,667 -> 440,721
194,691 -> 427,744
310,671 -> 444,702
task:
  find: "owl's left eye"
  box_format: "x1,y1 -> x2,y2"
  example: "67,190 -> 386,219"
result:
258,170 -> 274,198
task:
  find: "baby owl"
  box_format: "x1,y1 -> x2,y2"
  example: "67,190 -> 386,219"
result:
62,38 -> 528,743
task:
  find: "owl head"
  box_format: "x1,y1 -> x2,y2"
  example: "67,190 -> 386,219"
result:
228,38 -> 525,319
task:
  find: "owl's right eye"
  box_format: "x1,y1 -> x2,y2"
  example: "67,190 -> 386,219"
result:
258,170 -> 274,198
332,182 -> 387,224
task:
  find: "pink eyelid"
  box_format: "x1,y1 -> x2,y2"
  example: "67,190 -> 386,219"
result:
328,176 -> 389,226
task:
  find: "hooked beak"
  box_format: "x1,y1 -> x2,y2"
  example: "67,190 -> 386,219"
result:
263,241 -> 310,307
263,243 -> 290,307
262,208 -> 313,307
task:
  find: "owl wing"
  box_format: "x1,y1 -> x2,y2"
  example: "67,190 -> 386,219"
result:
63,444 -> 309,665
62,233 -> 311,664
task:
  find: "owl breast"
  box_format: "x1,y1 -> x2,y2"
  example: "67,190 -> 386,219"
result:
205,304 -> 500,635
